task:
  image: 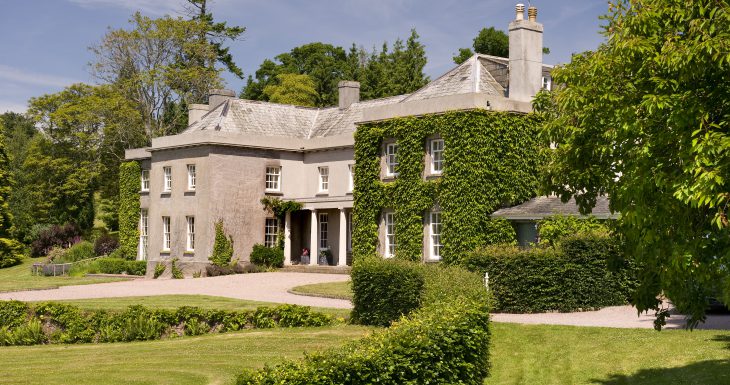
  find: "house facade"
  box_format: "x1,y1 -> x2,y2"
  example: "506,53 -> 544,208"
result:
125,4 -> 552,273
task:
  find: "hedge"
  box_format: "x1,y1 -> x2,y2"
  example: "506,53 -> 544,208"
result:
118,161 -> 141,260
237,258 -> 492,385
0,301 -> 332,346
463,234 -> 637,313
249,244 -> 284,268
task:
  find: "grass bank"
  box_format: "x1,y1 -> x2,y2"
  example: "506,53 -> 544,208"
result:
0,258 -> 127,292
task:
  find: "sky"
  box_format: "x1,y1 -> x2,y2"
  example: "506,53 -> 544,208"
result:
0,0 -> 609,113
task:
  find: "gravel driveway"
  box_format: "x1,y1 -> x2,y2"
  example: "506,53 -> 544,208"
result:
0,272 -> 352,309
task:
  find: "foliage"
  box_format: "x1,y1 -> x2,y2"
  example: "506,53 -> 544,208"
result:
353,110 -> 543,263
171,258 -> 184,279
350,257 -> 424,326
0,130 -> 23,269
94,233 -> 119,256
238,258 -> 491,385
76,257 -> 146,276
0,238 -> 24,269
453,26 -> 509,64
260,197 -> 302,221
1,113 -> 36,243
154,263 -> 166,279
537,214 -> 609,246
118,161 -> 141,260
463,234 -> 636,313
0,300 -> 333,346
242,30 -> 429,106
538,0 -> 730,327
262,73 -> 318,107
30,223 -> 81,257
52,241 -> 95,263
483,217 -> 518,245
205,264 -> 235,277
249,244 -> 284,268
209,220 -> 234,266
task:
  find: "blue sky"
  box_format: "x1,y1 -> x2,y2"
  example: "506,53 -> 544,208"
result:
0,0 -> 608,113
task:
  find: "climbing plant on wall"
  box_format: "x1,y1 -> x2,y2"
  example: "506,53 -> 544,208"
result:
118,161 -> 141,260
353,110 -> 543,264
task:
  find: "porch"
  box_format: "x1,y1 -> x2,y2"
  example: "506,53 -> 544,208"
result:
283,198 -> 353,267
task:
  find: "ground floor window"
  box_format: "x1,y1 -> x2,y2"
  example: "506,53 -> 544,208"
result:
265,218 -> 279,247
429,211 -> 442,260
186,216 -> 195,252
347,211 -> 352,252
385,212 -> 395,258
162,216 -> 171,250
139,209 -> 148,260
319,213 -> 329,249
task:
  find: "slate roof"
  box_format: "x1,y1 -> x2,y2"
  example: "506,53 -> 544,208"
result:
492,196 -> 615,220
182,54 -> 554,139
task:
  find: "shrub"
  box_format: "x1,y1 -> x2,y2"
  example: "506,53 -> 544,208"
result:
0,238 -> 24,268
206,264 -> 235,277
537,214 -> 609,246
463,233 -> 636,313
94,234 -> 119,256
351,257 -> 424,326
92,258 -> 146,275
171,258 -> 184,279
56,241 -> 95,263
210,221 -> 234,266
154,263 -> 166,278
30,223 -> 81,257
249,244 -> 284,268
0,301 -> 29,328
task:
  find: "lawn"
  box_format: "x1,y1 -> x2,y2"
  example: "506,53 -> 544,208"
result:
52,294 -> 351,319
290,280 -> 353,300
0,258 -> 128,292
0,325 -> 372,385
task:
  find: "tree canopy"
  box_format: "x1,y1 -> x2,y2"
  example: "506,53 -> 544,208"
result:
263,73 -> 318,107
538,0 -> 730,328
453,27 -> 509,64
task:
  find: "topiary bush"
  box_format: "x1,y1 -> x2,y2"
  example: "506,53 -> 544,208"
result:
463,233 -> 636,313
210,220 -> 234,267
249,244 -> 284,268
94,234 -> 119,256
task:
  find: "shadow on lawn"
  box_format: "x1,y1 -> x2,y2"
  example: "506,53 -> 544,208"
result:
713,334 -> 730,350
592,360 -> 730,385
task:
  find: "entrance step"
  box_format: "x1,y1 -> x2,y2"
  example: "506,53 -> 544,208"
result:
280,265 -> 351,275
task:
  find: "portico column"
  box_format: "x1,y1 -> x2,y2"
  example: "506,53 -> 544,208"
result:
309,210 -> 318,266
283,211 -> 292,266
338,208 -> 348,266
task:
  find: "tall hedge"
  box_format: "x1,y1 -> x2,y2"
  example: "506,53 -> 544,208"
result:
0,131 -> 23,268
463,234 -> 637,313
353,110 -> 543,264
118,161 -> 141,260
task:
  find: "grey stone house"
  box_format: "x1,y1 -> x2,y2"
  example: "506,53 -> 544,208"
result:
125,4 -> 564,273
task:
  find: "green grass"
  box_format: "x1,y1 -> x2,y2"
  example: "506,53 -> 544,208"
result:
486,322 -> 730,385
290,280 -> 353,300
51,295 -> 351,319
0,258 -> 128,292
0,325 -> 372,385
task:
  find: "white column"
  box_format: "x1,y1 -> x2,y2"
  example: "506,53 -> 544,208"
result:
309,210 -> 318,266
284,211 -> 292,266
338,208 -> 348,266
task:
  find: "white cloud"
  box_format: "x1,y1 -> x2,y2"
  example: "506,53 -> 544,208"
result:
0,65 -> 81,88
67,0 -> 183,16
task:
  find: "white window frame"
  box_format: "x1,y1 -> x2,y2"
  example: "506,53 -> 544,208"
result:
430,139 -> 444,174
187,164 -> 196,191
186,216 -> 195,252
141,170 -> 150,192
347,211 -> 353,252
385,143 -> 398,176
319,213 -> 329,250
348,164 -> 354,192
429,211 -> 442,261
542,76 -> 552,91
318,167 -> 329,193
265,166 -> 281,192
163,166 -> 172,192
139,209 -> 148,260
384,212 -> 395,258
264,218 -> 279,248
162,216 -> 171,251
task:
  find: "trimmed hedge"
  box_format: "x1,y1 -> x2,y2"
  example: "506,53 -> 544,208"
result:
237,258 -> 492,385
463,234 -> 637,313
249,244 -> 284,268
0,301 -> 332,346
94,258 -> 146,276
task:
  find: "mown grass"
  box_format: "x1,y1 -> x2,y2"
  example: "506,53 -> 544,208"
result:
1,325 -> 372,385
0,258 -> 127,292
51,295 -> 351,319
290,280 -> 353,300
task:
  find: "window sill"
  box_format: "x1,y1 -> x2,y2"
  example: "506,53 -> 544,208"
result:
139,190 -> 149,195
183,251 -> 195,256
346,191 -> 353,195
425,258 -> 441,264
160,250 -> 171,255
265,190 -> 283,196
184,190 -> 196,196
161,192 -> 171,197
316,192 -> 329,196
424,174 -> 442,181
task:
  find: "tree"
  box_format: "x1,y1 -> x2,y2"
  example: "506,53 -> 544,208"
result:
454,27 -> 509,64
263,73 -> 318,107
538,0 -> 730,328
0,124 -> 23,268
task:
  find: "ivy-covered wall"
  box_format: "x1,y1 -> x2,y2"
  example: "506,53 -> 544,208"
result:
118,161 -> 141,260
353,109 -> 543,264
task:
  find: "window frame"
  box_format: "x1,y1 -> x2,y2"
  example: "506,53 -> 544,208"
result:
429,210 -> 442,261
385,143 -> 398,177
163,166 -> 172,192
139,209 -> 148,260
162,216 -> 171,251
319,213 -> 329,250
384,212 -> 395,258
346,211 -> 353,252
264,218 -> 279,248
141,170 -> 150,192
186,216 -> 195,252
187,164 -> 196,191
348,164 -> 354,192
265,166 -> 282,192
318,166 -> 329,193
430,139 -> 445,174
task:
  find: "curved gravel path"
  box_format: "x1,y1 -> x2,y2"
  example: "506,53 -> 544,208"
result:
0,272 -> 352,309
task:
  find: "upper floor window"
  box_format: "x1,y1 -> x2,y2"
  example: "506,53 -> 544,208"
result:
542,76 -> 552,91
385,143 -> 398,176
265,166 -> 281,191
429,211 -> 442,261
162,216 -> 171,250
187,165 -> 196,190
163,166 -> 172,192
318,167 -> 329,192
264,218 -> 279,248
348,164 -> 354,192
186,216 -> 195,252
141,170 -> 150,192
430,139 -> 444,174
384,212 -> 395,258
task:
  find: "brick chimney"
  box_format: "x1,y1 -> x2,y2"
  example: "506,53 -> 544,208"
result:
208,89 -> 236,110
338,81 -> 360,109
508,4 -> 543,102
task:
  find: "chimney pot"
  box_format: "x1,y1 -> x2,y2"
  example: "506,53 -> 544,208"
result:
515,3 -> 525,20
338,81 -> 360,109
528,6 -> 537,22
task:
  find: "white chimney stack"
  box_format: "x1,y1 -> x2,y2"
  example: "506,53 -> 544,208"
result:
508,4 -> 543,103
